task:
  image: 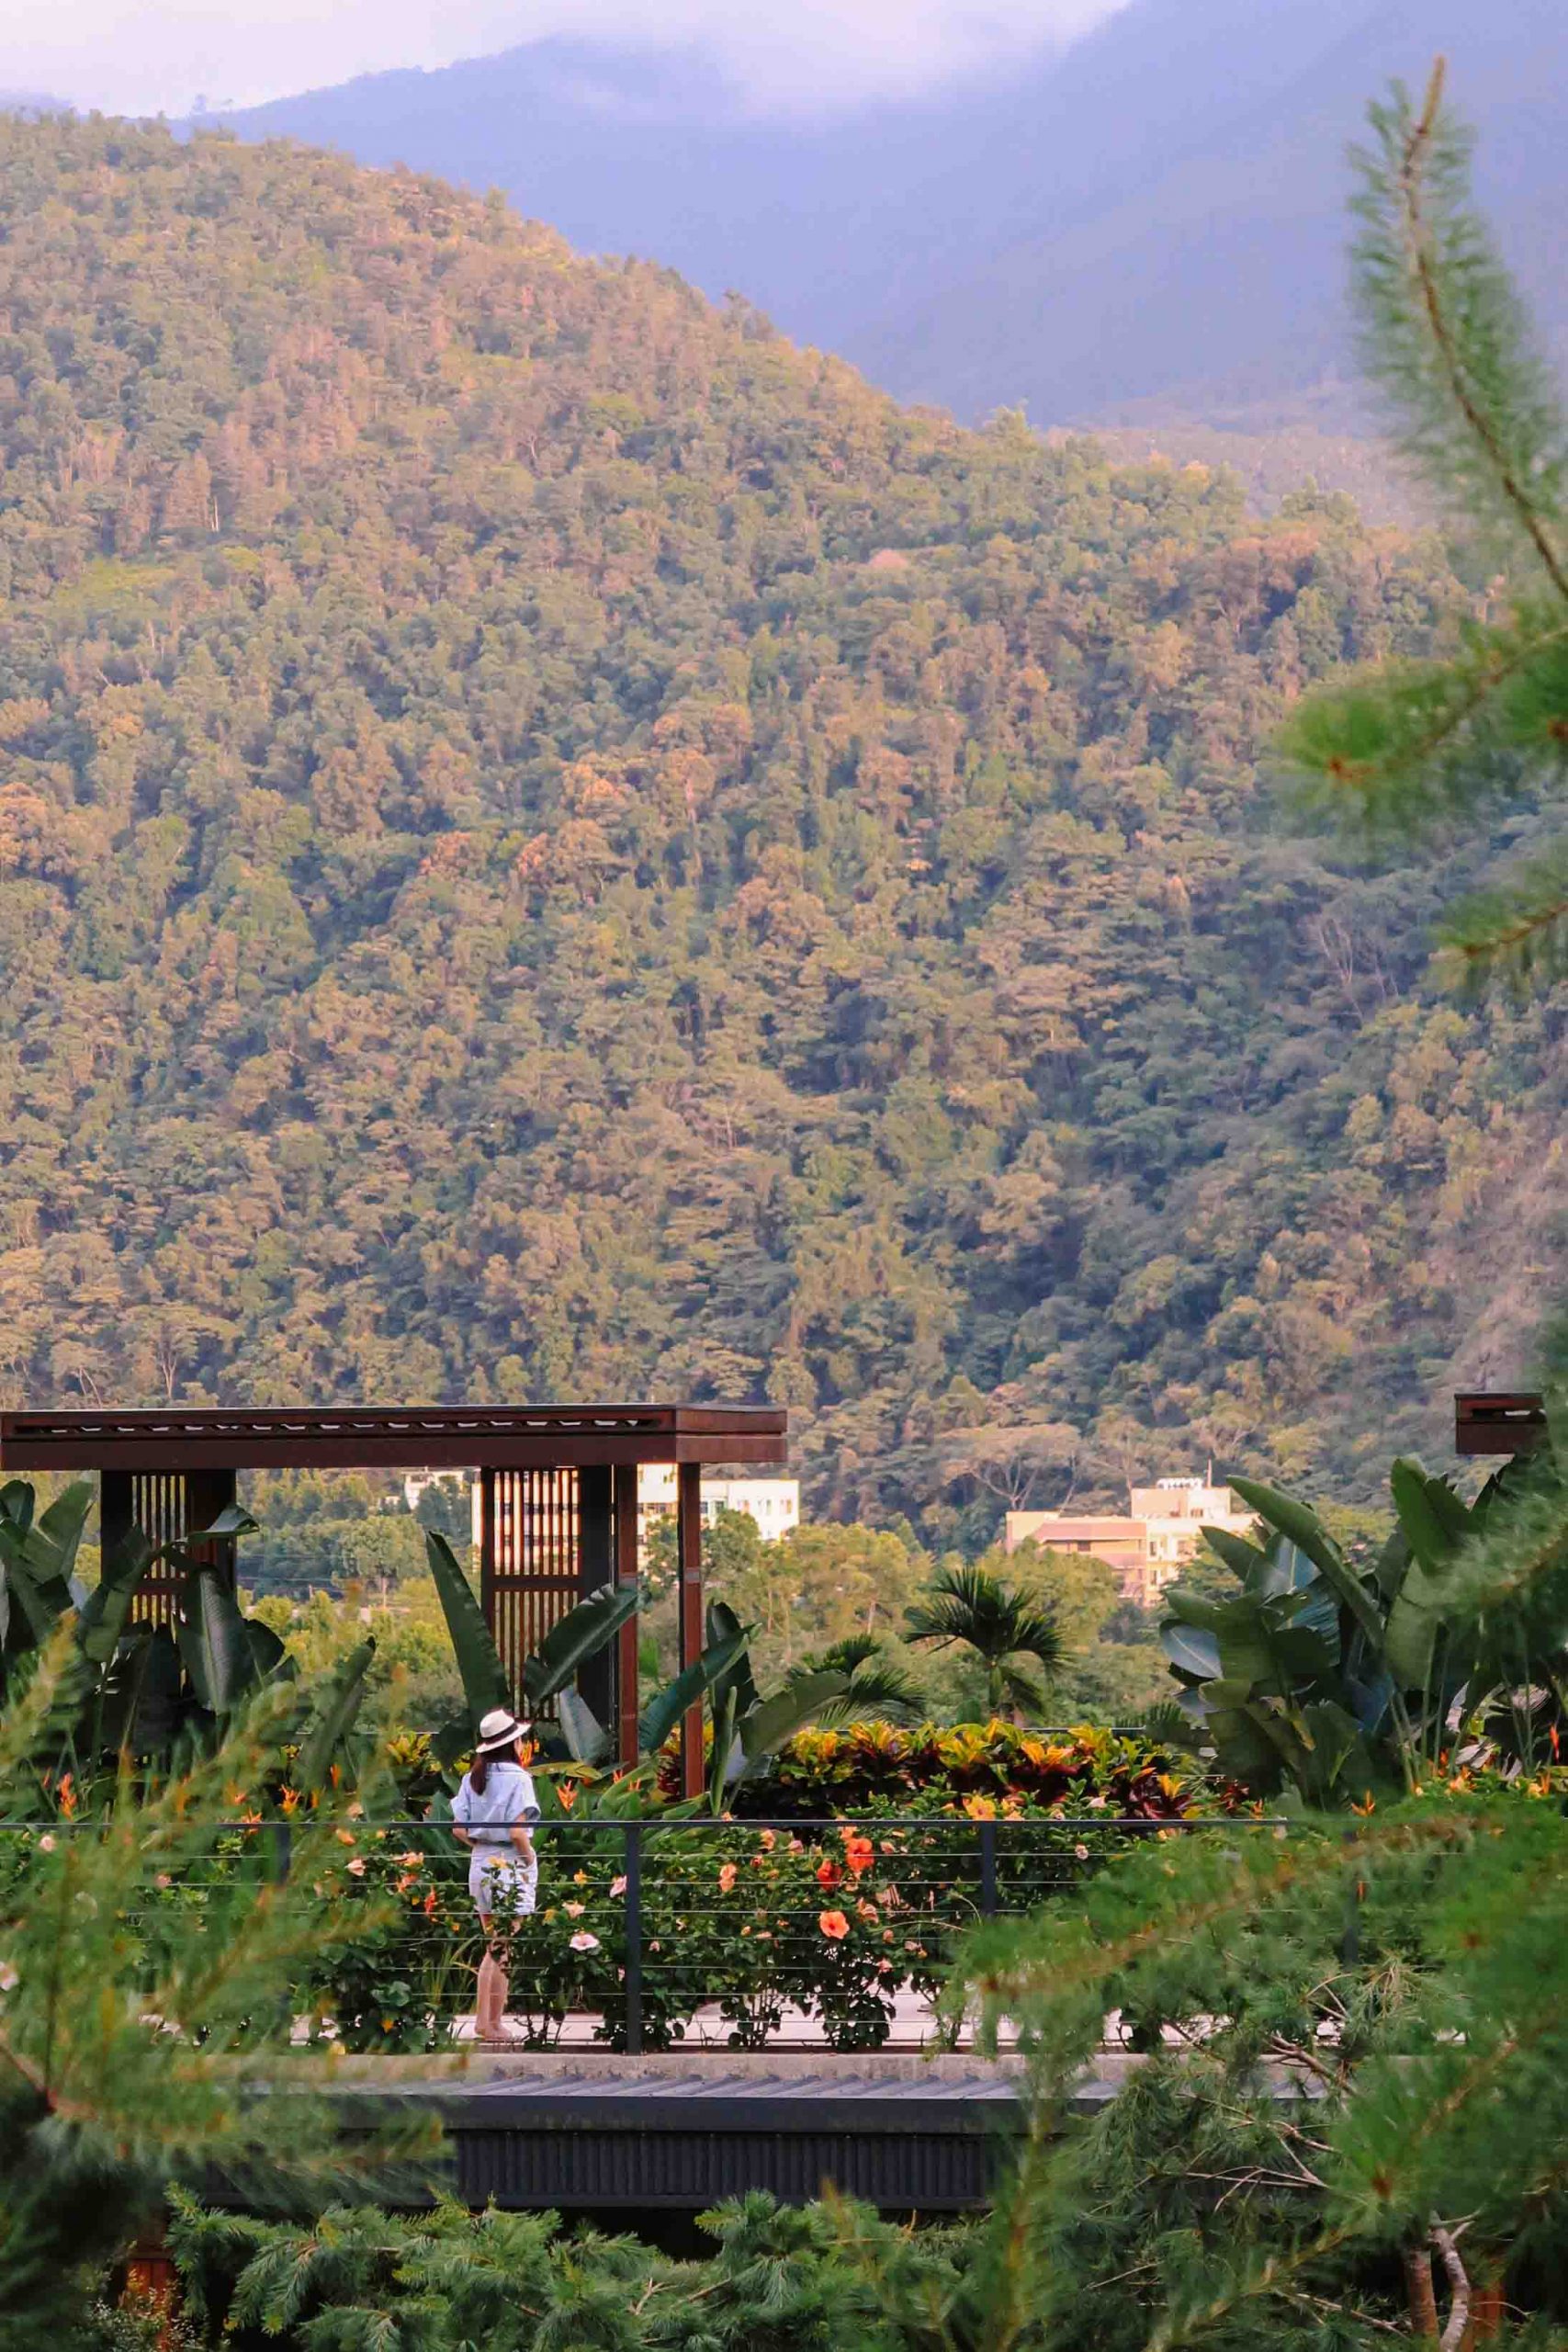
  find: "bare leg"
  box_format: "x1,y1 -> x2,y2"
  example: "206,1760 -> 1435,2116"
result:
476,1932 -> 504,2039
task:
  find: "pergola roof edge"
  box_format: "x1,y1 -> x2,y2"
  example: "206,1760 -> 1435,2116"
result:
0,1403 -> 788,1474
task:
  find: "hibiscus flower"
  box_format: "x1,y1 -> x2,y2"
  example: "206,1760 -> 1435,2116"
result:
818,1910 -> 850,1940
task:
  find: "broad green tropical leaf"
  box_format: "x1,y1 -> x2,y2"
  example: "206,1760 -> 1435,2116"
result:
1229,1477 -> 1387,1654
294,1639 -> 377,1794
122,1626 -> 186,1755
27,1481 -> 94,1583
1390,1457 -> 1473,1575
556,1688 -> 609,1768
522,1581 -> 640,1707
424,1530 -> 510,1718
1160,1621 -> 1222,1682
637,1630 -> 746,1757
736,1669 -> 849,1770
1200,1526 -> 1272,1584
175,1566 -> 259,1714
705,1600 -> 759,1721
186,1507 -> 262,1542
708,1685 -> 740,1808
0,1480 -> 34,1536
77,1530 -> 157,1667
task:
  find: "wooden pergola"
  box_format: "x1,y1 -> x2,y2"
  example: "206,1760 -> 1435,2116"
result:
0,1404 -> 787,1795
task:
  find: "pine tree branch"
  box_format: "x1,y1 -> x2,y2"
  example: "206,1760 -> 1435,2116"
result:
1393,60 -> 1568,605
1433,2223 -> 1472,2352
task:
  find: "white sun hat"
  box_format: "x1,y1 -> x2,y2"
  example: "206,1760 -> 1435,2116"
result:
475,1707 -> 532,1755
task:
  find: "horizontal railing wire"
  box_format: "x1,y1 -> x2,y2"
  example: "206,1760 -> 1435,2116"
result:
0,1813 -> 1285,2055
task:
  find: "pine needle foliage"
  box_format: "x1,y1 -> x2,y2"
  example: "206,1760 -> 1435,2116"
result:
164,2187 -> 977,2351
949,1800 -> 1568,2352
0,1640 -> 435,2347
1280,62 -> 1568,988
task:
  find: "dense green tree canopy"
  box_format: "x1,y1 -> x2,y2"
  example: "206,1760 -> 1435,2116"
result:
0,117 -> 1541,1536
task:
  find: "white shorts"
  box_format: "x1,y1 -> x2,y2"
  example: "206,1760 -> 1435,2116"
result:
468,1849 -> 536,1923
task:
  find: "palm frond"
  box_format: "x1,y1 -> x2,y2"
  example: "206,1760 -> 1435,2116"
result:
906,1564 -> 1064,1682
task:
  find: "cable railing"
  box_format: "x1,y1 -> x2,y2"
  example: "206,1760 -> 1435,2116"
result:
0,1812 -> 1281,2055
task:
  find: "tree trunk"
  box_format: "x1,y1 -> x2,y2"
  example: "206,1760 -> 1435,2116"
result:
1404,2244 -> 1440,2341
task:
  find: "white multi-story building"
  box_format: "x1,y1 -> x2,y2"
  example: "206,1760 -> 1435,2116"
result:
1005,1473 -> 1256,1611
636,1465 -> 800,1557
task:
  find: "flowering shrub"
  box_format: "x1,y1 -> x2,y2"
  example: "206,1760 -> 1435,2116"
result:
732,1718 -> 1204,1818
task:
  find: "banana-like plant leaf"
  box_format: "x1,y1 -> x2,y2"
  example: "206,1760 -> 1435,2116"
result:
186,1506 -> 262,1541
122,1626 -> 186,1756
523,1581 -> 641,1707
1253,1539 -> 1324,1602
0,1561 -> 8,1651
176,1565 -> 259,1714
424,1529 -> 511,1718
294,1638 -> 377,1794
557,1687 -> 610,1768
1271,1623 -> 1339,1679
28,1481 -> 94,1581
1390,1458 -> 1472,1576
1200,1526 -> 1272,1584
1160,1621 -> 1222,1681
637,1630 -> 746,1757
0,1480 -> 33,1535
1383,1556 -> 1449,1688
1229,1476 -> 1387,1654
1294,1700 -> 1375,1804
708,1685 -> 740,1810
1371,1525 -> 1412,1601
705,1600 -> 760,1721
736,1669 -> 850,1770
3,1555 -> 73,1645
77,1530 -> 157,1667
244,1619 -> 289,1680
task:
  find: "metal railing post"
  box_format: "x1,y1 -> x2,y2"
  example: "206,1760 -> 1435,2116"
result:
979,1818 -> 998,1918
624,1823 -> 643,2055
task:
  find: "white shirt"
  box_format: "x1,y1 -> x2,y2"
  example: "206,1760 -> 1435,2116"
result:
451,1758 -> 540,1846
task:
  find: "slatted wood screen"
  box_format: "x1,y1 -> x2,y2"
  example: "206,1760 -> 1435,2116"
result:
100,1468 -> 237,1630
127,1472 -> 191,1629
479,1466 -> 580,1709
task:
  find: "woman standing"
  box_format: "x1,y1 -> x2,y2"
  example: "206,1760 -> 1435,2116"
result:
451,1707 -> 540,2046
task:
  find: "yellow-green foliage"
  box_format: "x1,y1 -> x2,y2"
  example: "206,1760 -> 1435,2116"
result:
0,115 -> 1523,1532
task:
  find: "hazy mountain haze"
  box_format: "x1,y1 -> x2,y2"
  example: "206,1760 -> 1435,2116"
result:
0,0 -> 1125,117
202,0 -> 1568,443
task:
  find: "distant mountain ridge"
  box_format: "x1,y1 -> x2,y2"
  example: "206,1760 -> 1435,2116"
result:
0,112 -> 1550,1527
209,0 -> 1568,443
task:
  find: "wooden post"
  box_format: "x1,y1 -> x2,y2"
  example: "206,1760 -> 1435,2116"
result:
677,1461 -> 704,1800
577,1465 -> 614,1732
477,1464 -> 497,1648
185,1467 -> 238,1592
614,1463 -> 641,1769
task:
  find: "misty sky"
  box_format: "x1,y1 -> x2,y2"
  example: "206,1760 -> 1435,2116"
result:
4,0 -> 1126,118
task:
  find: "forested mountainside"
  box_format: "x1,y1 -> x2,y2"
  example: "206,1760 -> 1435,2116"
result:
0,118 -> 1561,1544
216,0 -> 1568,449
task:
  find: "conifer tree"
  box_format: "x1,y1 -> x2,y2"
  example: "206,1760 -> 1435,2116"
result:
0,1642 -> 433,2346
1281,62 -> 1568,989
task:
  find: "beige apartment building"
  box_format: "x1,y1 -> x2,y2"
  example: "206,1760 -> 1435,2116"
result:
1004,1474 -> 1256,1611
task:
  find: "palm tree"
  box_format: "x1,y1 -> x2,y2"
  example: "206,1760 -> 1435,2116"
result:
790,1635 -> 925,1725
905,1565 -> 1065,1721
